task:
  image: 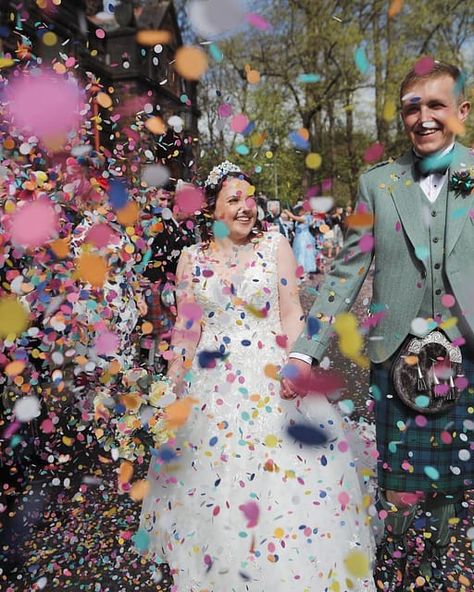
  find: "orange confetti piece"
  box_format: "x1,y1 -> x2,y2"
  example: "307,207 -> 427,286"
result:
264,364 -> 280,380
121,393 -> 142,412
5,360 -> 26,377
174,46 -> 208,81
119,460 -> 134,484
445,115 -> 465,136
246,69 -> 260,84
136,30 -> 172,45
96,92 -> 113,109
50,237 -> 70,258
77,253 -> 108,287
404,355 -> 419,366
141,321 -> 153,335
165,397 -> 198,429
116,200 -> 139,226
345,213 -> 374,228
129,479 -> 151,501
388,0 -> 403,17
145,116 -> 167,135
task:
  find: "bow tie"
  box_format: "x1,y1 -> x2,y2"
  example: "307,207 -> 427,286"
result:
414,157 -> 449,179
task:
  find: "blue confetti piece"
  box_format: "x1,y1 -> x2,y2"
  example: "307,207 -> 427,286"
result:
108,179 -> 128,209
297,73 -> 321,83
209,43 -> 223,62
287,423 -> 328,446
280,363 -> 299,379
198,350 -> 226,368
133,528 -> 150,553
242,121 -> 256,136
157,446 -> 177,463
288,131 -> 310,150
354,46 -> 370,74
321,454 -> 327,466
235,143 -> 250,155
209,436 -> 218,446
307,316 -> 320,337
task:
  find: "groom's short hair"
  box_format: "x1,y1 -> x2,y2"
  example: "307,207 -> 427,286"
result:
399,61 -> 466,103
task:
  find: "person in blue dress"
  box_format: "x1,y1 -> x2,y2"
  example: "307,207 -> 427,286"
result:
283,206 -> 317,276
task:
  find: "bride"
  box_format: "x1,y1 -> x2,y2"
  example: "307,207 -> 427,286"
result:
140,162 -> 376,591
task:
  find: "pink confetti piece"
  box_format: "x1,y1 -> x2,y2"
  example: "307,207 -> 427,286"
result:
239,500 -> 260,527
175,186 -> 204,214
10,200 -> 58,248
363,142 -> 384,163
95,28 -> 106,39
358,234 -> 375,253
230,113 -> 249,133
245,12 -> 271,30
441,294 -> 455,308
181,302 -> 203,322
94,330 -> 120,355
414,56 -> 435,76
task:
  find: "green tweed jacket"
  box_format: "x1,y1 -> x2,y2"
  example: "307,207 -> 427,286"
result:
293,142 -> 474,364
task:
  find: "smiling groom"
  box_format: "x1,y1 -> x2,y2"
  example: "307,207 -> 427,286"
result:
285,61 -> 474,590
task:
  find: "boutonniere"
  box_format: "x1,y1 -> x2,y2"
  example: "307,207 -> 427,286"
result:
450,168 -> 474,196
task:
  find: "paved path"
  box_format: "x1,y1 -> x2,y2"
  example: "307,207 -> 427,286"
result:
2,268 -> 472,591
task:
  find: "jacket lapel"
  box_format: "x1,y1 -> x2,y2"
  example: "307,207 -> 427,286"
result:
446,143 -> 474,257
388,151 -> 429,269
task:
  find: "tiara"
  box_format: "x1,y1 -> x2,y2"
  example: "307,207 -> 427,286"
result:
204,160 -> 242,188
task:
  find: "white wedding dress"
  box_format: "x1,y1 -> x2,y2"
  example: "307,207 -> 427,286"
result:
141,231 -> 376,592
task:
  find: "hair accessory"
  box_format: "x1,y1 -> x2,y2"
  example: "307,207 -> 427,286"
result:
204,160 -> 242,188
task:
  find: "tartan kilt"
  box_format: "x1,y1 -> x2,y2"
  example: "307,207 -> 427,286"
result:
372,345 -> 474,493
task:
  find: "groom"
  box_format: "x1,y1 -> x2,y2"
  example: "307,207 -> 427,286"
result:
284,61 -> 473,590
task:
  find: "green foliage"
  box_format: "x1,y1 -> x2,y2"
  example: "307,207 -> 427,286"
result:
194,0 -> 474,204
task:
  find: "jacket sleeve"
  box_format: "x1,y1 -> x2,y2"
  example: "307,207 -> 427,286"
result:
292,172 -> 375,361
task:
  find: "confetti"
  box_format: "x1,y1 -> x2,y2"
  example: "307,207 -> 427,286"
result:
174,46 -> 209,80
286,423 -> 328,446
10,200 -> 58,248
354,46 -> 370,74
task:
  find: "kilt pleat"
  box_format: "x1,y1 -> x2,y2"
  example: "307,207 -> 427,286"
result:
372,346 -> 474,493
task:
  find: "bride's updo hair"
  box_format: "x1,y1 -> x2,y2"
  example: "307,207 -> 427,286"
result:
199,170 -> 263,246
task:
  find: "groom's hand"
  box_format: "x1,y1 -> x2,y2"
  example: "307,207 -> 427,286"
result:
280,358 -> 313,399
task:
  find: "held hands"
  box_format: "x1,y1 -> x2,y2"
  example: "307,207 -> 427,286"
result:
279,358 -> 313,400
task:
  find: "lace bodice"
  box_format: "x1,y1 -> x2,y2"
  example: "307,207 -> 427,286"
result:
185,231 -> 283,344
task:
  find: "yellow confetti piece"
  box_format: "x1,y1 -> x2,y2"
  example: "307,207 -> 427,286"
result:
174,46 -> 208,81
5,360 -> 26,377
344,549 -> 369,578
0,57 -> 15,69
119,460 -> 134,484
77,253 -> 108,288
62,436 -> 74,447
439,317 -> 458,330
264,434 -> 279,448
129,479 -> 151,501
42,31 -> 58,46
0,297 -> 29,338
383,98 -> 397,121
305,152 -> 322,169
96,92 -> 113,109
273,527 -> 284,538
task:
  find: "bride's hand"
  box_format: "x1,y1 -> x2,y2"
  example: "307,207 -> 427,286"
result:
279,358 -> 312,399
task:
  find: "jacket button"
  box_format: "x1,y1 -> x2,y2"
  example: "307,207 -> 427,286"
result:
433,237 -> 439,243
435,289 -> 442,295
431,211 -> 437,217
434,263 -> 441,269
